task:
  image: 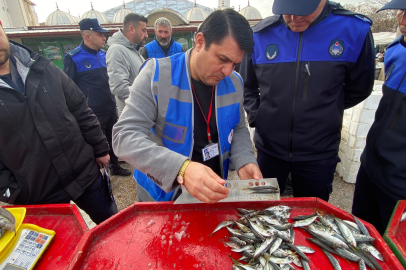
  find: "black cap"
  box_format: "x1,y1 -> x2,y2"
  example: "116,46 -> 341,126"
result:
377,0 -> 406,12
272,0 -> 322,16
79,18 -> 109,33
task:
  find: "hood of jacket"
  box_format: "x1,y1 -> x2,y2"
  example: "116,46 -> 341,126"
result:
107,29 -> 139,51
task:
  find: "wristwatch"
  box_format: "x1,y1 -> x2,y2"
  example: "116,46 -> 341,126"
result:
177,160 -> 192,185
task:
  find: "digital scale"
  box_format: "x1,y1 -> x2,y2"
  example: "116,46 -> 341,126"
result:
0,208 -> 55,270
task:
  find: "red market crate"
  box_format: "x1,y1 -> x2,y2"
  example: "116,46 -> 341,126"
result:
68,198 -> 402,270
384,200 -> 406,269
5,204 -> 89,270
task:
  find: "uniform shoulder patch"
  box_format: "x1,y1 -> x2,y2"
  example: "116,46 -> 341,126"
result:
387,36 -> 402,50
68,47 -> 81,57
330,3 -> 372,25
252,15 -> 281,33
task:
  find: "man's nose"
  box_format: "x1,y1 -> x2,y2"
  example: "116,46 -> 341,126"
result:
291,15 -> 303,21
221,64 -> 234,77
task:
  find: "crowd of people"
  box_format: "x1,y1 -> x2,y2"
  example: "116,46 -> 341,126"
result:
0,0 -> 405,235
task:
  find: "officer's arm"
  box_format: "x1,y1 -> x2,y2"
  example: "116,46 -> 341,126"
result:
240,52 -> 260,127
62,55 -> 77,83
343,29 -> 375,109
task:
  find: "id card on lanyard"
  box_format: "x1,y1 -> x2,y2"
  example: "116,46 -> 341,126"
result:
191,83 -> 219,162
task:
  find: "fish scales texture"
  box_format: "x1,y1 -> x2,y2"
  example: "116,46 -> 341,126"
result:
351,214 -> 371,236
334,217 -> 357,248
293,216 -> 318,227
322,250 -> 342,270
335,248 -> 361,262
309,229 -> 349,249
359,243 -> 384,261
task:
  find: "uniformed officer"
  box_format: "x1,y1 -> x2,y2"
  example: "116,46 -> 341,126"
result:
63,18 -> 131,176
240,0 -> 375,201
352,0 -> 406,235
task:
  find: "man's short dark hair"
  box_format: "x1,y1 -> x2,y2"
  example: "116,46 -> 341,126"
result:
197,9 -> 254,53
123,13 -> 148,34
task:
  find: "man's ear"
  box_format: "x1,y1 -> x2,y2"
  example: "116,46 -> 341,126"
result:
195,32 -> 205,52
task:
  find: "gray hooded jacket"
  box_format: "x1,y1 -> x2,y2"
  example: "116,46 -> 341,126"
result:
106,29 -> 144,116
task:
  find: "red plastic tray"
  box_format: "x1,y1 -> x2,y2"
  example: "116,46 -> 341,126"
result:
384,200 -> 406,268
5,204 -> 88,270
68,198 -> 401,270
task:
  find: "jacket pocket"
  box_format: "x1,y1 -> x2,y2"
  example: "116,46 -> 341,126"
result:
162,122 -> 187,144
303,62 -> 310,99
389,96 -> 406,130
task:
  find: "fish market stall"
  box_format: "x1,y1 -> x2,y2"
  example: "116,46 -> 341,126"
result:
384,200 -> 406,269
0,204 -> 88,270
68,198 -> 401,269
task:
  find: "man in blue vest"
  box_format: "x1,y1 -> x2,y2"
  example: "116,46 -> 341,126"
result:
142,17 -> 183,59
240,0 -> 375,201
352,0 -> 406,235
63,18 -> 131,177
113,9 -> 262,203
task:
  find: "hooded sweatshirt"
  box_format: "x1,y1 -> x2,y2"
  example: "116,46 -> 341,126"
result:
106,30 -> 144,116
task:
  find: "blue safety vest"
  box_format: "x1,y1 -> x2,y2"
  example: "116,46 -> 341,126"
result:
134,52 -> 243,201
145,39 -> 183,58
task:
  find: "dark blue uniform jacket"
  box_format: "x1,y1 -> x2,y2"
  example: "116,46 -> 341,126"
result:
240,2 -> 375,162
361,37 -> 406,201
63,41 -> 116,116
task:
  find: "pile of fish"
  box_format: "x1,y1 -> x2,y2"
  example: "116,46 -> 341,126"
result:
0,208 -> 16,237
210,205 -> 385,270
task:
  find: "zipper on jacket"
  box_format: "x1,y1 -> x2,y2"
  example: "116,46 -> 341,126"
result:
303,62 -> 310,99
290,33 -> 304,160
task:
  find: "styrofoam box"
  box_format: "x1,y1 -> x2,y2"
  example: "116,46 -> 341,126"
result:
347,134 -> 366,149
351,107 -> 376,124
344,108 -> 353,118
342,115 -> 351,132
343,159 -> 361,174
355,92 -> 383,110
345,147 -> 363,162
336,162 -> 343,177
339,140 -> 347,154
349,121 -> 373,137
342,168 -> 357,183
341,129 -> 349,143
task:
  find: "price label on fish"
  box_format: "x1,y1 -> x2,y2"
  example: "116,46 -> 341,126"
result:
174,178 -> 280,204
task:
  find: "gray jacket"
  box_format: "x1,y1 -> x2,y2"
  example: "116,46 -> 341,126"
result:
112,50 -> 258,197
106,30 -> 144,116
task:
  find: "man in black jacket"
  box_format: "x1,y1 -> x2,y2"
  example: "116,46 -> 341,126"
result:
63,18 -> 131,176
0,23 -> 117,224
240,0 -> 375,201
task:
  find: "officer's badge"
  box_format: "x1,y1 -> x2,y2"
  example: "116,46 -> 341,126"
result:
265,44 -> 279,61
84,61 -> 92,69
329,40 -> 344,58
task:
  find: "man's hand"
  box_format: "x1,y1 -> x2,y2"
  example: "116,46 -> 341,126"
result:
182,162 -> 229,204
238,163 -> 263,180
96,154 -> 110,168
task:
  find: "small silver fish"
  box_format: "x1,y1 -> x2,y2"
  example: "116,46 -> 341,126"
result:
210,220 -> 234,235
334,217 -> 357,248
359,243 -> 384,262
268,237 -> 282,255
359,260 -> 367,270
336,248 -> 361,262
296,245 -> 315,254
293,216 -> 318,227
231,245 -> 255,253
322,250 -> 341,270
253,237 -> 274,259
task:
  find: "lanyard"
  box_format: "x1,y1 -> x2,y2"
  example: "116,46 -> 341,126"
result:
191,83 -> 215,144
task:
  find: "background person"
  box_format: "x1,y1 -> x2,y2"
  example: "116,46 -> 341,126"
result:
352,0 -> 406,235
107,13 -> 148,116
0,23 -> 117,224
113,10 -> 262,203
63,18 -> 131,176
240,0 -> 375,201
142,17 -> 183,59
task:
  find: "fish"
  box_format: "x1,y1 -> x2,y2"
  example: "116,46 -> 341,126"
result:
292,216 -> 318,227
0,228 -> 5,238
296,245 -> 315,254
306,237 -> 338,255
268,238 -> 283,255
307,228 -> 349,249
232,245 -> 255,253
223,239 -> 241,249
268,255 -> 294,264
335,248 -> 361,262
318,213 -> 340,234
253,237 -> 275,259
279,264 -> 294,270
0,208 -> 15,224
334,217 -> 357,248
359,243 -> 384,262
351,214 -> 370,236
226,226 -> 243,238
235,221 -> 252,233
301,258 -> 311,270
359,260 -> 367,270
228,236 -> 247,247
272,248 -> 291,258
308,223 -> 336,235
286,243 -> 309,262
291,213 -> 317,221
353,233 -> 375,243
322,250 -> 341,270
210,220 -> 234,235
292,255 -> 302,267
247,185 -> 279,191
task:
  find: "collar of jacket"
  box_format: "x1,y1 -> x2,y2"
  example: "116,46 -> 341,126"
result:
282,0 -> 331,31
80,40 -> 100,55
154,36 -> 175,49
